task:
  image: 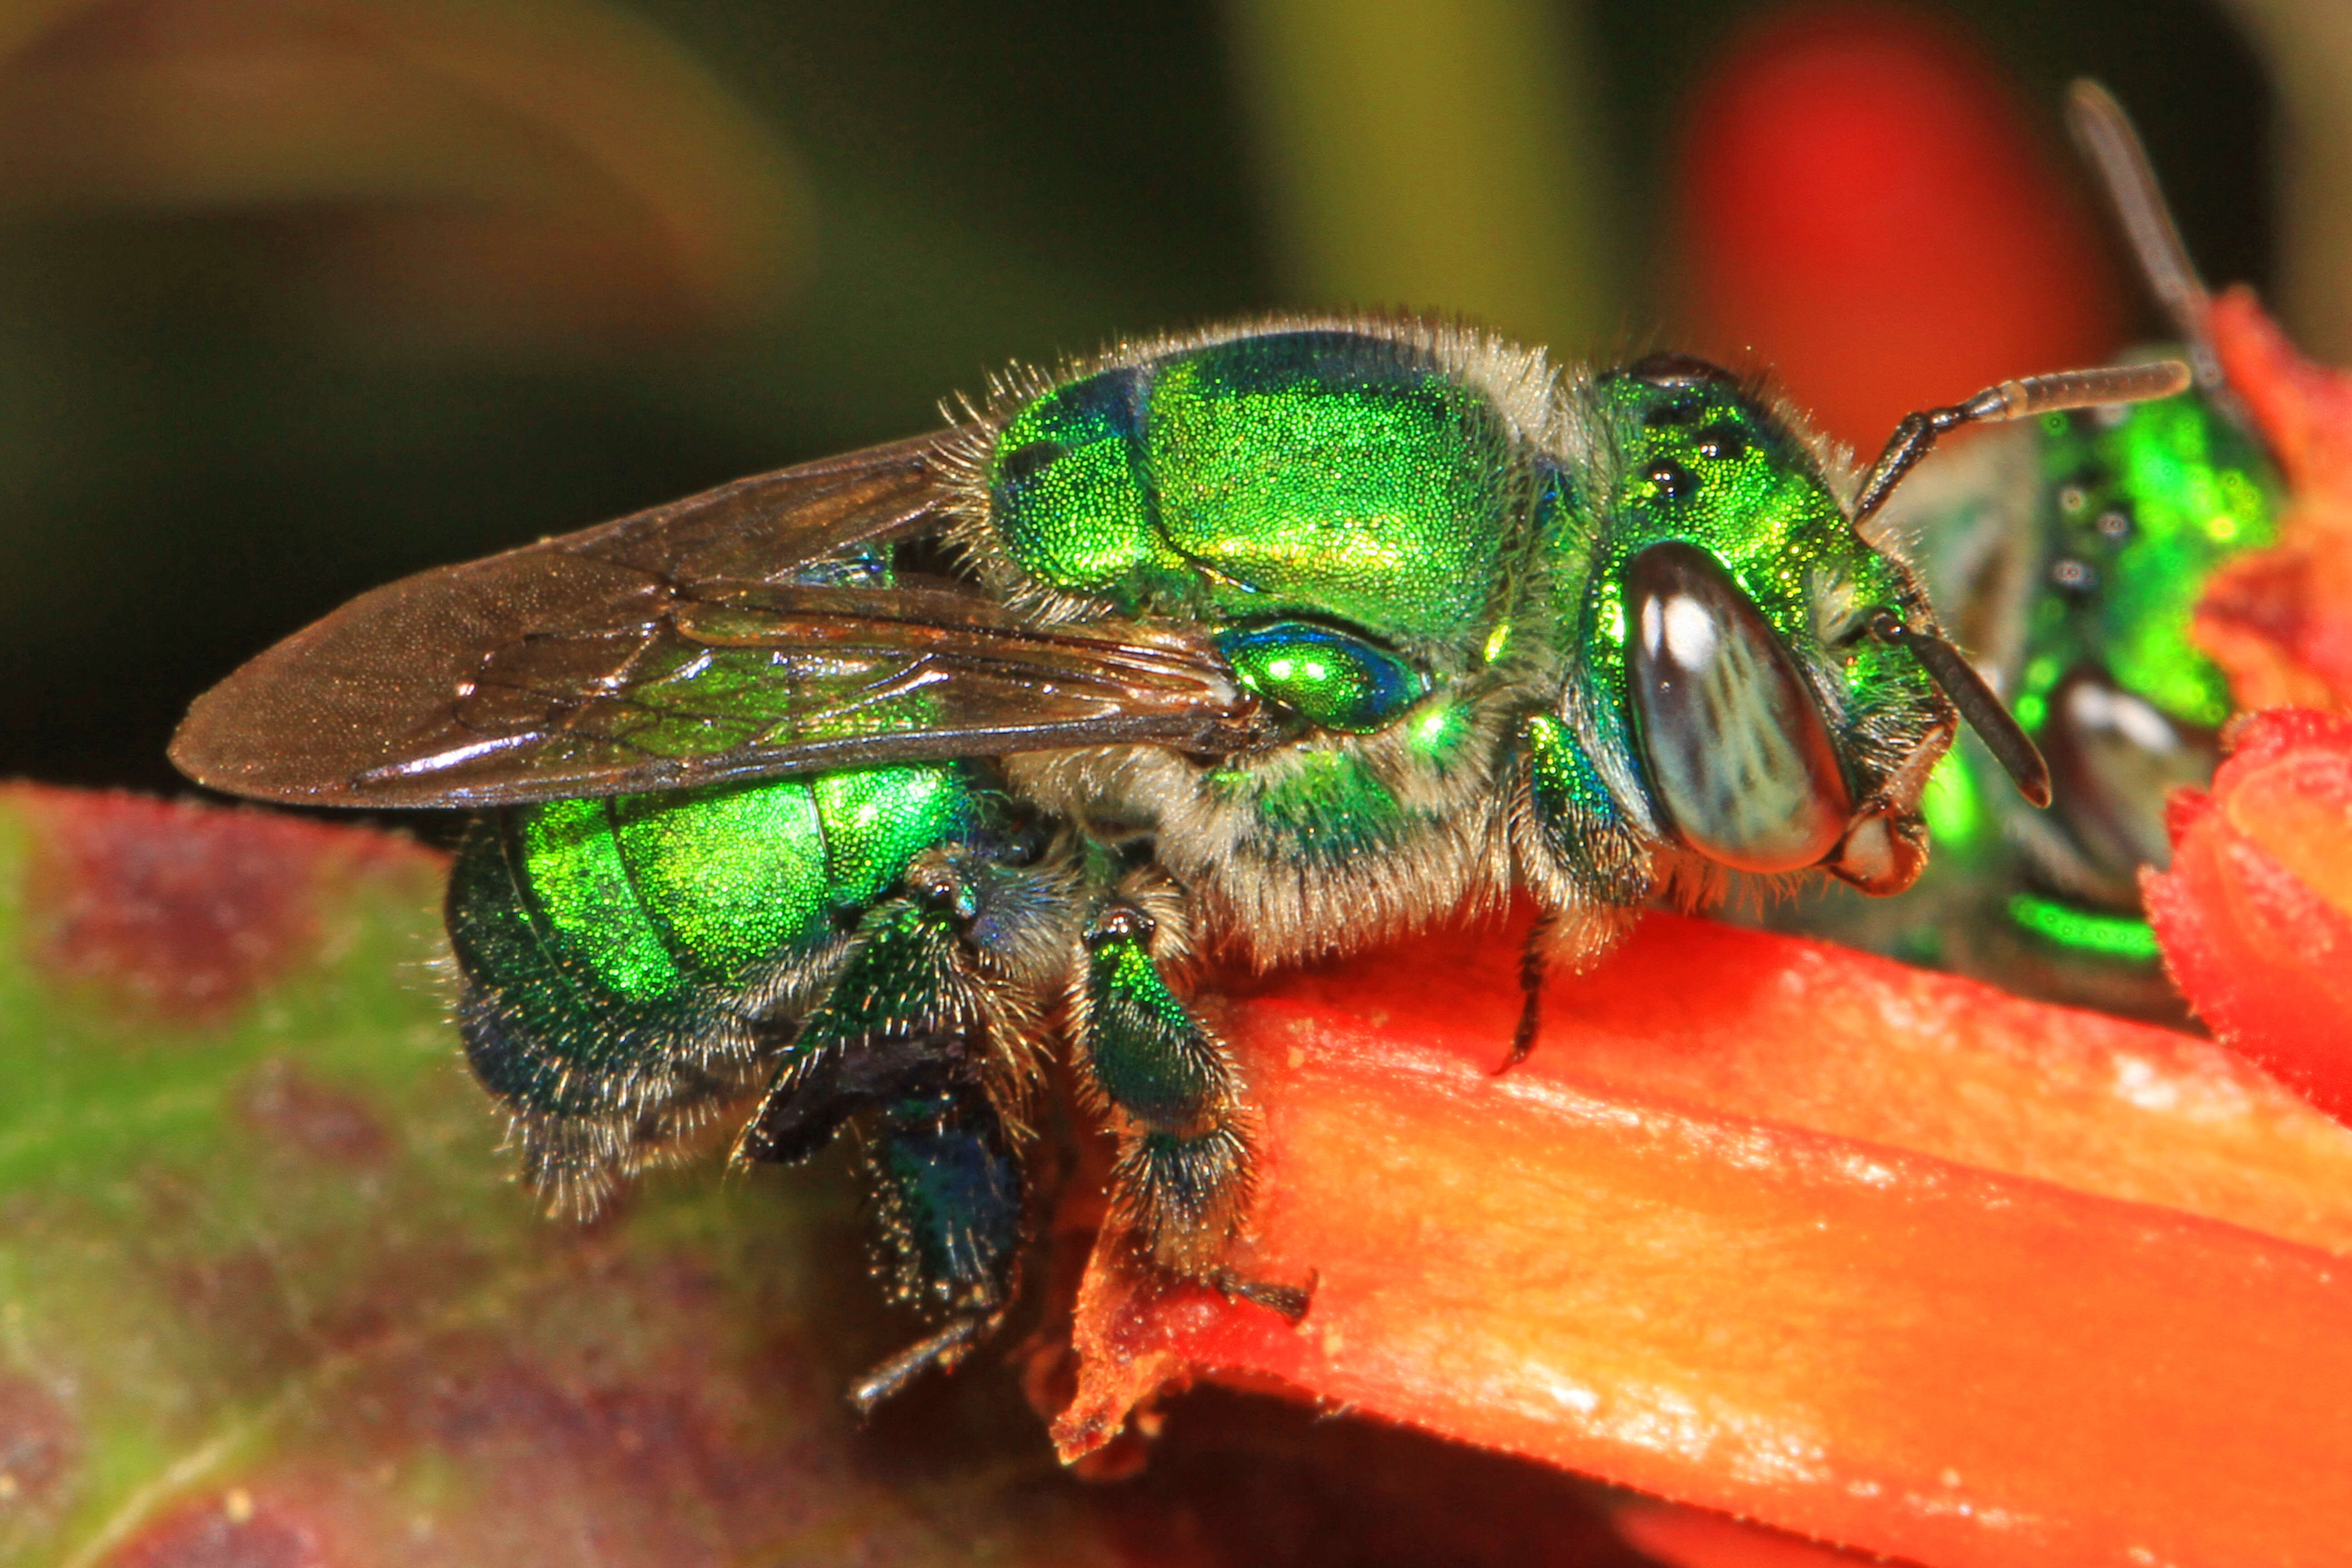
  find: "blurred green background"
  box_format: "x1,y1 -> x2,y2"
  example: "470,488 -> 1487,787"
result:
0,0 -> 2302,795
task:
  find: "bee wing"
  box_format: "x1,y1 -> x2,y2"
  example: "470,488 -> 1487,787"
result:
172,432 -> 1261,808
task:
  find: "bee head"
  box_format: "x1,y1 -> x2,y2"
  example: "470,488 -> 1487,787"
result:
1552,355 -> 1951,895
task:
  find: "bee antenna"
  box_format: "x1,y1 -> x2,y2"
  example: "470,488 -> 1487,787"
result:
1866,611 -> 2053,808
2065,78 -> 2224,390
1850,359 -> 2191,530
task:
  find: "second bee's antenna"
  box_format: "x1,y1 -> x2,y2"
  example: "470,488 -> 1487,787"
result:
2066,78 -> 2224,390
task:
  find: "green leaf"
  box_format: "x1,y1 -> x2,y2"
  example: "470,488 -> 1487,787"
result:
0,785 -> 1127,1567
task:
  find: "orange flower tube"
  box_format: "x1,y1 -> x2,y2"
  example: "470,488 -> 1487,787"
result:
1058,912 -> 2352,1568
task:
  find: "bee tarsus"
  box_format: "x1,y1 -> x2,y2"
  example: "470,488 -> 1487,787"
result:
848,1314 -> 999,1418
1496,913 -> 1553,1075
1211,1269 -> 1314,1323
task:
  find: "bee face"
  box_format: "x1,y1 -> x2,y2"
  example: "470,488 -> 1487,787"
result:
1999,396 -> 2272,904
1766,379 -> 2281,1024
1745,82 -> 2286,1025
2025,395 -> 2275,736
1967,391 -> 2279,915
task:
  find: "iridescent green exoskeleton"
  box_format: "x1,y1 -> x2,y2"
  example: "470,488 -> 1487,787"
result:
171,314 -> 2179,1407
1772,83 -> 2282,1022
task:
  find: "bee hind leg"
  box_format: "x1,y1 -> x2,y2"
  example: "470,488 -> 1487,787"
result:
842,1073 -> 1022,1416
736,870 -> 1046,1411
854,1066 -> 1027,1389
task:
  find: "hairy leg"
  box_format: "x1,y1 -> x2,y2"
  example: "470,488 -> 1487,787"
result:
1075,898 -> 1255,1279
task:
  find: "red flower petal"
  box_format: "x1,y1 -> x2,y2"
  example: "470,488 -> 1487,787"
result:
2209,287 -> 2352,495
2195,289 -> 2352,711
2144,708 -> 2352,1116
1615,1503 -> 1884,1568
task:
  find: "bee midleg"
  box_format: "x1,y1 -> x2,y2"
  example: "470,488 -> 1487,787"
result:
1074,896 -> 1255,1282
735,839 -> 1069,1404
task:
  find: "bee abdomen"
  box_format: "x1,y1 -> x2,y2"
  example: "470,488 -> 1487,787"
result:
446,764 -> 978,1186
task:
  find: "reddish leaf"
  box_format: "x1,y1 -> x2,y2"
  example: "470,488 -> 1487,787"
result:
0,783 -> 1677,1568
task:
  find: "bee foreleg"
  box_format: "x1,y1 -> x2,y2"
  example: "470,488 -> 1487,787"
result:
1509,712 -> 1652,1019
1075,900 -> 1253,1278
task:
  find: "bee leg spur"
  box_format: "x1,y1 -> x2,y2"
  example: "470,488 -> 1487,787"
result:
1079,901 -> 1254,1279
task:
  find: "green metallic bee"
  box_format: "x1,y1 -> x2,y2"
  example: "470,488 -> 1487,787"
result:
171,312 -> 2179,1405
1774,83 -> 2281,1022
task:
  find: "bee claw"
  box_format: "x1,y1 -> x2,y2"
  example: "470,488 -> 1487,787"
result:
1212,1269 -> 1315,1323
1494,916 -> 1549,1074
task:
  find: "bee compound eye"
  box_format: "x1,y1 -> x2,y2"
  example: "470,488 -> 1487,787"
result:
2038,666 -> 2218,878
1624,541 -> 1854,873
